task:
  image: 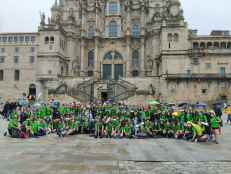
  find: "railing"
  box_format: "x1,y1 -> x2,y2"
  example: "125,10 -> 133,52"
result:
108,78 -> 137,101
165,73 -> 231,80
57,78 -> 137,102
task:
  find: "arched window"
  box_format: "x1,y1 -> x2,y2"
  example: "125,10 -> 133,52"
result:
132,23 -> 140,38
207,42 -> 213,49
173,33 -> 179,42
109,21 -> 118,38
221,42 -> 226,49
193,42 -> 199,49
200,42 -> 205,49
214,42 -> 220,49
104,51 -> 122,60
29,84 -> 36,97
104,52 -> 113,60
108,2 -> 118,14
88,50 -> 94,67
167,33 -> 173,42
132,49 -> 139,68
50,36 -> 55,44
45,37 -> 49,44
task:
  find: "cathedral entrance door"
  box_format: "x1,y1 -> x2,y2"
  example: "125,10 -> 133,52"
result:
101,92 -> 108,102
102,64 -> 112,80
114,64 -> 123,80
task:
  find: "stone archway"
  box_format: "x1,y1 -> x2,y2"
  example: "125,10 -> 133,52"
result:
29,84 -> 36,97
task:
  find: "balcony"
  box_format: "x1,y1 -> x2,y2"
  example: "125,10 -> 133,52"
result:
36,74 -> 58,81
165,73 -> 231,80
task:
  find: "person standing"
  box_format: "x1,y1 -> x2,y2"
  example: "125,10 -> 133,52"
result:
210,111 -> 221,144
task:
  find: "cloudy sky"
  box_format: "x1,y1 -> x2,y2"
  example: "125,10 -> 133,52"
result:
0,0 -> 230,34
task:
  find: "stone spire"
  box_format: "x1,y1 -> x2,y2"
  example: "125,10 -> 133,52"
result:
52,0 -> 59,11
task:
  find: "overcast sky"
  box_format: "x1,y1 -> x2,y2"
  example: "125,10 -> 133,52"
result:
0,0 -> 230,35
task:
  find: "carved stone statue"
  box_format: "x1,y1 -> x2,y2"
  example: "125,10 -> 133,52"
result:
40,12 -> 46,26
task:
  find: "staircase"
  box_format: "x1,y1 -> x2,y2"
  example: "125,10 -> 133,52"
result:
108,78 -> 137,101
75,78 -> 137,102
71,78 -> 97,102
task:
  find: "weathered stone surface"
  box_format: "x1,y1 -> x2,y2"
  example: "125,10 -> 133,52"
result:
1,118 -> 231,174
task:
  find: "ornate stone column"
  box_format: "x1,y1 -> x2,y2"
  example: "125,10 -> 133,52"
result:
94,1 -> 100,79
140,4 -> 146,77
126,2 -> 131,78
80,1 -> 86,77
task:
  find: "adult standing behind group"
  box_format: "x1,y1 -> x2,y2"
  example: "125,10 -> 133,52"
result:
2,101 -> 17,119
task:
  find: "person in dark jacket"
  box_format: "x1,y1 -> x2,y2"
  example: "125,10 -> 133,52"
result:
2,101 -> 11,119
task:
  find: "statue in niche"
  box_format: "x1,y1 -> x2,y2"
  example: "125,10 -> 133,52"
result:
68,8 -> 76,23
146,58 -> 154,70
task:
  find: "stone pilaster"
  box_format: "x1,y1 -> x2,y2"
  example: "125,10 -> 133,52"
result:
126,37 -> 131,77
80,39 -> 85,77
94,38 -> 100,79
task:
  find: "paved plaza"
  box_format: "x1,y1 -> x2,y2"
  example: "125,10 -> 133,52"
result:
0,119 -> 231,174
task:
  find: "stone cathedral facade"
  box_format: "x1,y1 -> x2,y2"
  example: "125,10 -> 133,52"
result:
0,0 -> 231,103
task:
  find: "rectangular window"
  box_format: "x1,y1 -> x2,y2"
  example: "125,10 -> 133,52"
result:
205,63 -> 211,69
8,36 -> 13,43
3,37 -> 7,43
14,56 -> 19,63
219,67 -> 226,77
108,2 -> 118,15
19,36 -> 24,43
109,22 -> 118,38
88,26 -> 95,38
0,48 -> 5,53
0,37 -> 2,42
132,23 -> 140,38
29,56 -> 35,63
14,47 -> 19,53
0,56 -> 5,63
0,70 -> 3,81
14,70 -> 20,81
14,36 -> 18,43
25,36 -> 30,43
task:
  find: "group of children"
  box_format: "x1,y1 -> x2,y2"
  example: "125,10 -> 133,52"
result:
3,101 -> 222,144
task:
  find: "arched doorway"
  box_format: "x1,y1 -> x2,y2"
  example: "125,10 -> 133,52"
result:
102,51 -> 124,80
29,84 -> 36,97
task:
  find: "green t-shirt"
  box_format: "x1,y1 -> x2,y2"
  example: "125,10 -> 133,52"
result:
38,120 -> 48,129
31,121 -> 39,134
210,116 -> 219,129
8,119 -> 18,129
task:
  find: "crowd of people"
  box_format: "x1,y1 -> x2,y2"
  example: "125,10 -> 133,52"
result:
1,99 -> 223,144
